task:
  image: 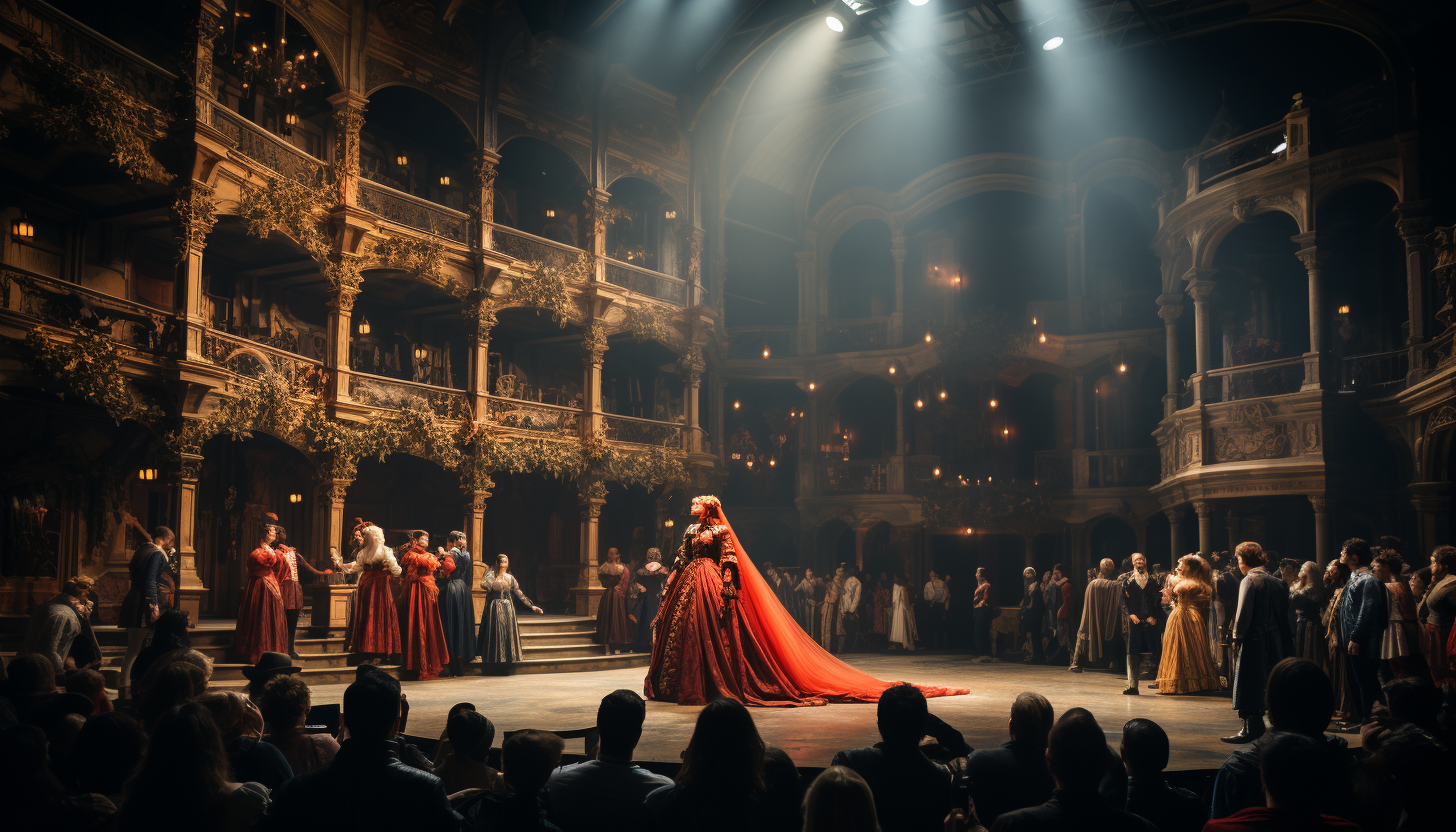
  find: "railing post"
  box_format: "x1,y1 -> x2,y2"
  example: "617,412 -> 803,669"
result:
473,147 -> 501,252
329,92 -> 368,208
1185,270 -> 1217,402
1157,294 -> 1183,416
1283,93 -> 1311,161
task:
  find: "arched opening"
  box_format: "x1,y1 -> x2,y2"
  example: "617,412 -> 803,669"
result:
1317,181 -> 1405,361
1208,211 -> 1308,377
346,455 -> 463,548
350,271 -> 469,389
495,137 -> 590,245
723,381 -> 803,507
195,432 -> 317,617
827,218 -> 894,320
198,217 -> 331,359
601,337 -> 682,420
828,376 -> 896,462
1088,515 -> 1137,570
1083,177 -> 1162,331
361,86 -> 476,211
600,483 -> 662,570
479,472 -> 579,612
815,519 -> 854,573
487,307 -> 585,408
606,177 -> 682,275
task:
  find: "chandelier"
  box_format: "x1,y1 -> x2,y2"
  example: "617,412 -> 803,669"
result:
223,1 -> 322,135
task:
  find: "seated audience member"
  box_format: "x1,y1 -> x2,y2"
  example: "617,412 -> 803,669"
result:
134,649 -> 212,728
196,690 -> 293,789
1118,719 -> 1201,832
460,729 -> 566,832
32,694 -> 92,774
269,672 -> 462,831
645,698 -> 768,832
259,673 -> 339,776
990,708 -> 1157,832
966,692 -> 1055,825
128,609 -> 190,683
547,689 -> 671,832
435,708 -> 499,795
1203,733 -> 1361,832
430,701 -> 480,767
1360,675 -> 1444,753
804,766 -> 881,832
1,652 -> 57,721
22,574 -> 96,674
760,746 -> 804,832
0,723 -> 115,829
116,702 -> 270,832
242,651 -> 300,700
831,684 -> 958,832
1209,658 -> 1351,821
65,667 -> 112,715
1366,724 -> 1456,832
64,711 -> 148,806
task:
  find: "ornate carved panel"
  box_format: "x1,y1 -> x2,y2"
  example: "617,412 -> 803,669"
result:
1212,403 -> 1292,462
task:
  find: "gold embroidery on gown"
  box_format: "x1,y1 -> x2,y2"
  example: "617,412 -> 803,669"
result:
1156,579 -> 1221,694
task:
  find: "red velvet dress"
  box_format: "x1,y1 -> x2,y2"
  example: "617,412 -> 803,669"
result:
350,563 -> 401,657
645,518 -> 968,707
401,546 -> 450,680
273,546 -> 304,610
233,546 -> 288,663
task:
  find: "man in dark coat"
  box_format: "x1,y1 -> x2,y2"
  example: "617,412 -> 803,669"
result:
1121,553 -> 1164,695
1070,559 -> 1123,674
1223,541 -> 1294,744
1335,538 -> 1387,724
1019,567 -> 1047,663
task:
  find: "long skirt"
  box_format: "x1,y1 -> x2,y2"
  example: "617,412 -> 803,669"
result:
632,589 -> 664,653
1156,603 -> 1220,694
1328,627 -> 1357,718
402,578 -> 449,680
234,575 -> 288,664
478,597 -> 522,663
597,588 -> 633,646
439,578 -> 476,666
1294,615 -> 1325,670
349,569 -> 401,656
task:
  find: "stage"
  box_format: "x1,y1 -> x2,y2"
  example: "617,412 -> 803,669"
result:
305,652 -> 1318,771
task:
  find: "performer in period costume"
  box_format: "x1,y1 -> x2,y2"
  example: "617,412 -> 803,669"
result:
116,520 -> 174,701
1223,541 -> 1293,744
1421,545 -> 1456,678
795,568 -> 818,636
269,519 -> 331,659
973,567 -> 996,656
597,547 -> 634,654
922,571 -> 949,649
630,548 -> 669,653
398,531 -> 450,680
837,564 -> 862,653
477,554 -> 543,663
1070,559 -> 1123,673
1289,561 -> 1326,669
1018,567 -> 1046,662
872,572 -> 892,648
332,523 -> 402,661
1155,554 -> 1221,695
644,496 -> 966,706
1323,561 -> 1357,723
819,567 -> 842,652
233,523 -> 289,665
1120,553 -> 1163,694
889,572 -> 917,651
1335,538 -> 1386,726
1050,565 -> 1074,665
1372,551 -> 1425,682
440,531 -> 476,677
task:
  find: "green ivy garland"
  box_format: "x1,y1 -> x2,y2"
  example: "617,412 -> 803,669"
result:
372,233 -> 446,282
24,326 -> 162,425
621,303 -> 680,346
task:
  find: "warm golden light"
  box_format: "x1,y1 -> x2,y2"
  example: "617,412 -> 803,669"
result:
396,154 -> 408,166
762,347 -> 771,358
664,519 -> 674,528
358,316 -> 370,335
1032,316 -> 1038,325
746,460 -> 754,469
1038,333 -> 1047,344
989,398 -> 998,408
733,401 -> 741,409
665,210 -> 677,219
1118,363 -> 1127,373
1338,304 -> 1350,314
808,382 -> 816,391
138,468 -> 157,481
439,175 -> 451,186
1002,428 -> 1010,436
924,333 -> 933,342
545,208 -> 556,217
915,399 -> 924,409
12,218 -> 34,238
952,276 -> 961,285
413,345 -> 427,361
768,458 -> 776,467
288,493 -> 302,503
887,366 -> 896,374
938,390 -> 947,400
284,112 -> 298,126
932,467 -> 941,477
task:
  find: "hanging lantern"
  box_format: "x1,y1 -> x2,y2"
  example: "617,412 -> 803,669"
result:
288,493 -> 302,503
396,154 -> 408,166
11,215 -> 34,238
357,316 -> 370,335
413,344 -> 427,362
439,175 -> 451,186
545,208 -> 556,218
138,468 -> 158,481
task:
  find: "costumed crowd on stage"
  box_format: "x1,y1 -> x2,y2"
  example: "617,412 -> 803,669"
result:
3,517 -> 1456,832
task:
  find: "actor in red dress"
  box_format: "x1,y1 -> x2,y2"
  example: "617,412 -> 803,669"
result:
645,495 -> 969,706
266,516 -> 332,658
333,523 -> 402,659
233,524 -> 289,664
400,530 -> 450,680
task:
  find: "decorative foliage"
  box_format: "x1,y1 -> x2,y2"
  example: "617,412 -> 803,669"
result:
505,255 -> 588,325
931,310 -> 1030,380
474,431 -> 587,480
372,233 -> 445,282
173,181 -> 218,261
237,174 -> 333,260
14,40 -> 169,183
584,430 -> 687,489
23,326 -> 162,425
921,481 -> 1056,535
325,253 -> 365,307
582,321 -> 608,366
167,369 -> 316,455
621,304 -> 680,346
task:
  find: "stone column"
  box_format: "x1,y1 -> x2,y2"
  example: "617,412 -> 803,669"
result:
1292,233 -> 1324,390
1309,494 -> 1331,565
328,93 -> 368,207
890,383 -> 906,492
1164,507 -> 1184,569
170,453 -> 207,626
473,148 -> 501,251
1396,205 -> 1432,378
586,187 -> 611,284
1193,500 -> 1215,556
1157,294 -> 1183,416
1186,271 -> 1217,403
679,348 -> 704,453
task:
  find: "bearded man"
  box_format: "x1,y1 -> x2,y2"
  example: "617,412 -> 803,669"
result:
1071,558 -> 1124,674
1121,553 -> 1164,694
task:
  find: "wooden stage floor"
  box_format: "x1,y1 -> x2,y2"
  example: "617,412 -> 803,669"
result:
303,652 -> 1320,771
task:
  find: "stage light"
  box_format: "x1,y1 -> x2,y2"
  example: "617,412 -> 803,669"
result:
138,468 -> 157,481
1031,16 -> 1065,51
545,208 -> 556,217
1042,36 -> 1063,50
1272,141 -> 1287,155
395,154 -> 408,166
357,316 -> 370,335
288,493 -> 302,503
733,400 -> 741,410
1338,305 -> 1350,315
989,398 -> 997,408
762,346 -> 771,358
909,0 -> 929,5
825,14 -> 844,32
1038,333 -> 1047,344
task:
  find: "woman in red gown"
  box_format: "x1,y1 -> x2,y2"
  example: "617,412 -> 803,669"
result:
399,531 -> 450,680
233,524 -> 288,664
645,495 -> 968,706
333,523 -> 402,660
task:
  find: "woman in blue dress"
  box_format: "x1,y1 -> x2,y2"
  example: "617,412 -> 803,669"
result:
476,553 -> 543,663
439,531 -> 476,676
630,548 -> 669,653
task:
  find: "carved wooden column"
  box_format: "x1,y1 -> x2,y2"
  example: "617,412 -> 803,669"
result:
1186,271 -> 1217,403
465,300 -> 493,425
680,227 -> 704,307
573,488 -> 607,616
1157,294 -> 1183,416
474,148 -> 501,252
328,93 -> 368,207
308,476 -> 354,631
1193,500 -> 1215,556
1292,232 -> 1325,390
190,3 -> 224,128
1164,507 -> 1184,569
170,453 -> 207,626
325,282 -> 358,403
1396,205 -> 1432,379
177,181 -> 217,361
679,347 -> 704,453
585,187 -> 611,284
1309,494 -> 1331,565
582,322 -> 608,439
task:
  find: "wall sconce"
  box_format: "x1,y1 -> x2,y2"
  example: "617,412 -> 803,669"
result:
545,208 -> 556,218
413,344 -> 427,362
395,154 -> 408,166
1338,305 -> 1350,315
762,347 -> 771,358
439,175 -> 451,186
288,493 -> 302,503
138,468 -> 158,481
357,316 -> 371,335
11,215 -> 34,238
664,209 -> 677,219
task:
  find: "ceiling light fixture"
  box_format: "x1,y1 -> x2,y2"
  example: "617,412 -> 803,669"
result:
825,14 -> 845,32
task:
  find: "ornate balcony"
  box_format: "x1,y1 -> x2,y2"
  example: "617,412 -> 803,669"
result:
348,371 -> 470,420
485,395 -> 581,435
727,325 -> 797,359
602,413 -> 683,448
604,258 -> 687,307
490,224 -> 584,271
822,459 -> 888,494
1035,449 -> 1159,491
199,329 -> 323,388
1,1 -> 175,112
358,179 -> 470,244
208,105 -> 328,186
1,268 -> 173,354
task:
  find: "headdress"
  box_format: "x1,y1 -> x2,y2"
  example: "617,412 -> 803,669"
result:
646,547 -> 662,563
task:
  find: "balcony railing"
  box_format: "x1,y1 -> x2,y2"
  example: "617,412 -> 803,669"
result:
349,372 -> 469,420
485,395 -> 580,435
1,268 -> 173,354
209,105 -> 328,186
489,224 -> 585,271
2,0 -> 176,111
604,258 -> 688,307
822,459 -> 888,494
602,413 -> 683,448
1340,348 -> 1408,394
199,329 -> 323,386
727,326 -> 797,359
358,179 -> 470,244
1201,356 -> 1305,404
818,317 -> 889,353
1196,123 -> 1286,190
1034,449 -> 1159,490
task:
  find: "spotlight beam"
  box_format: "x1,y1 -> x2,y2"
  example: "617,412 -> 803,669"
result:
858,8 -> 958,89
975,0 -> 1029,54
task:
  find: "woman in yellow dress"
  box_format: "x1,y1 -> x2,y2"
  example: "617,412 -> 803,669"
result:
1156,554 -> 1222,694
